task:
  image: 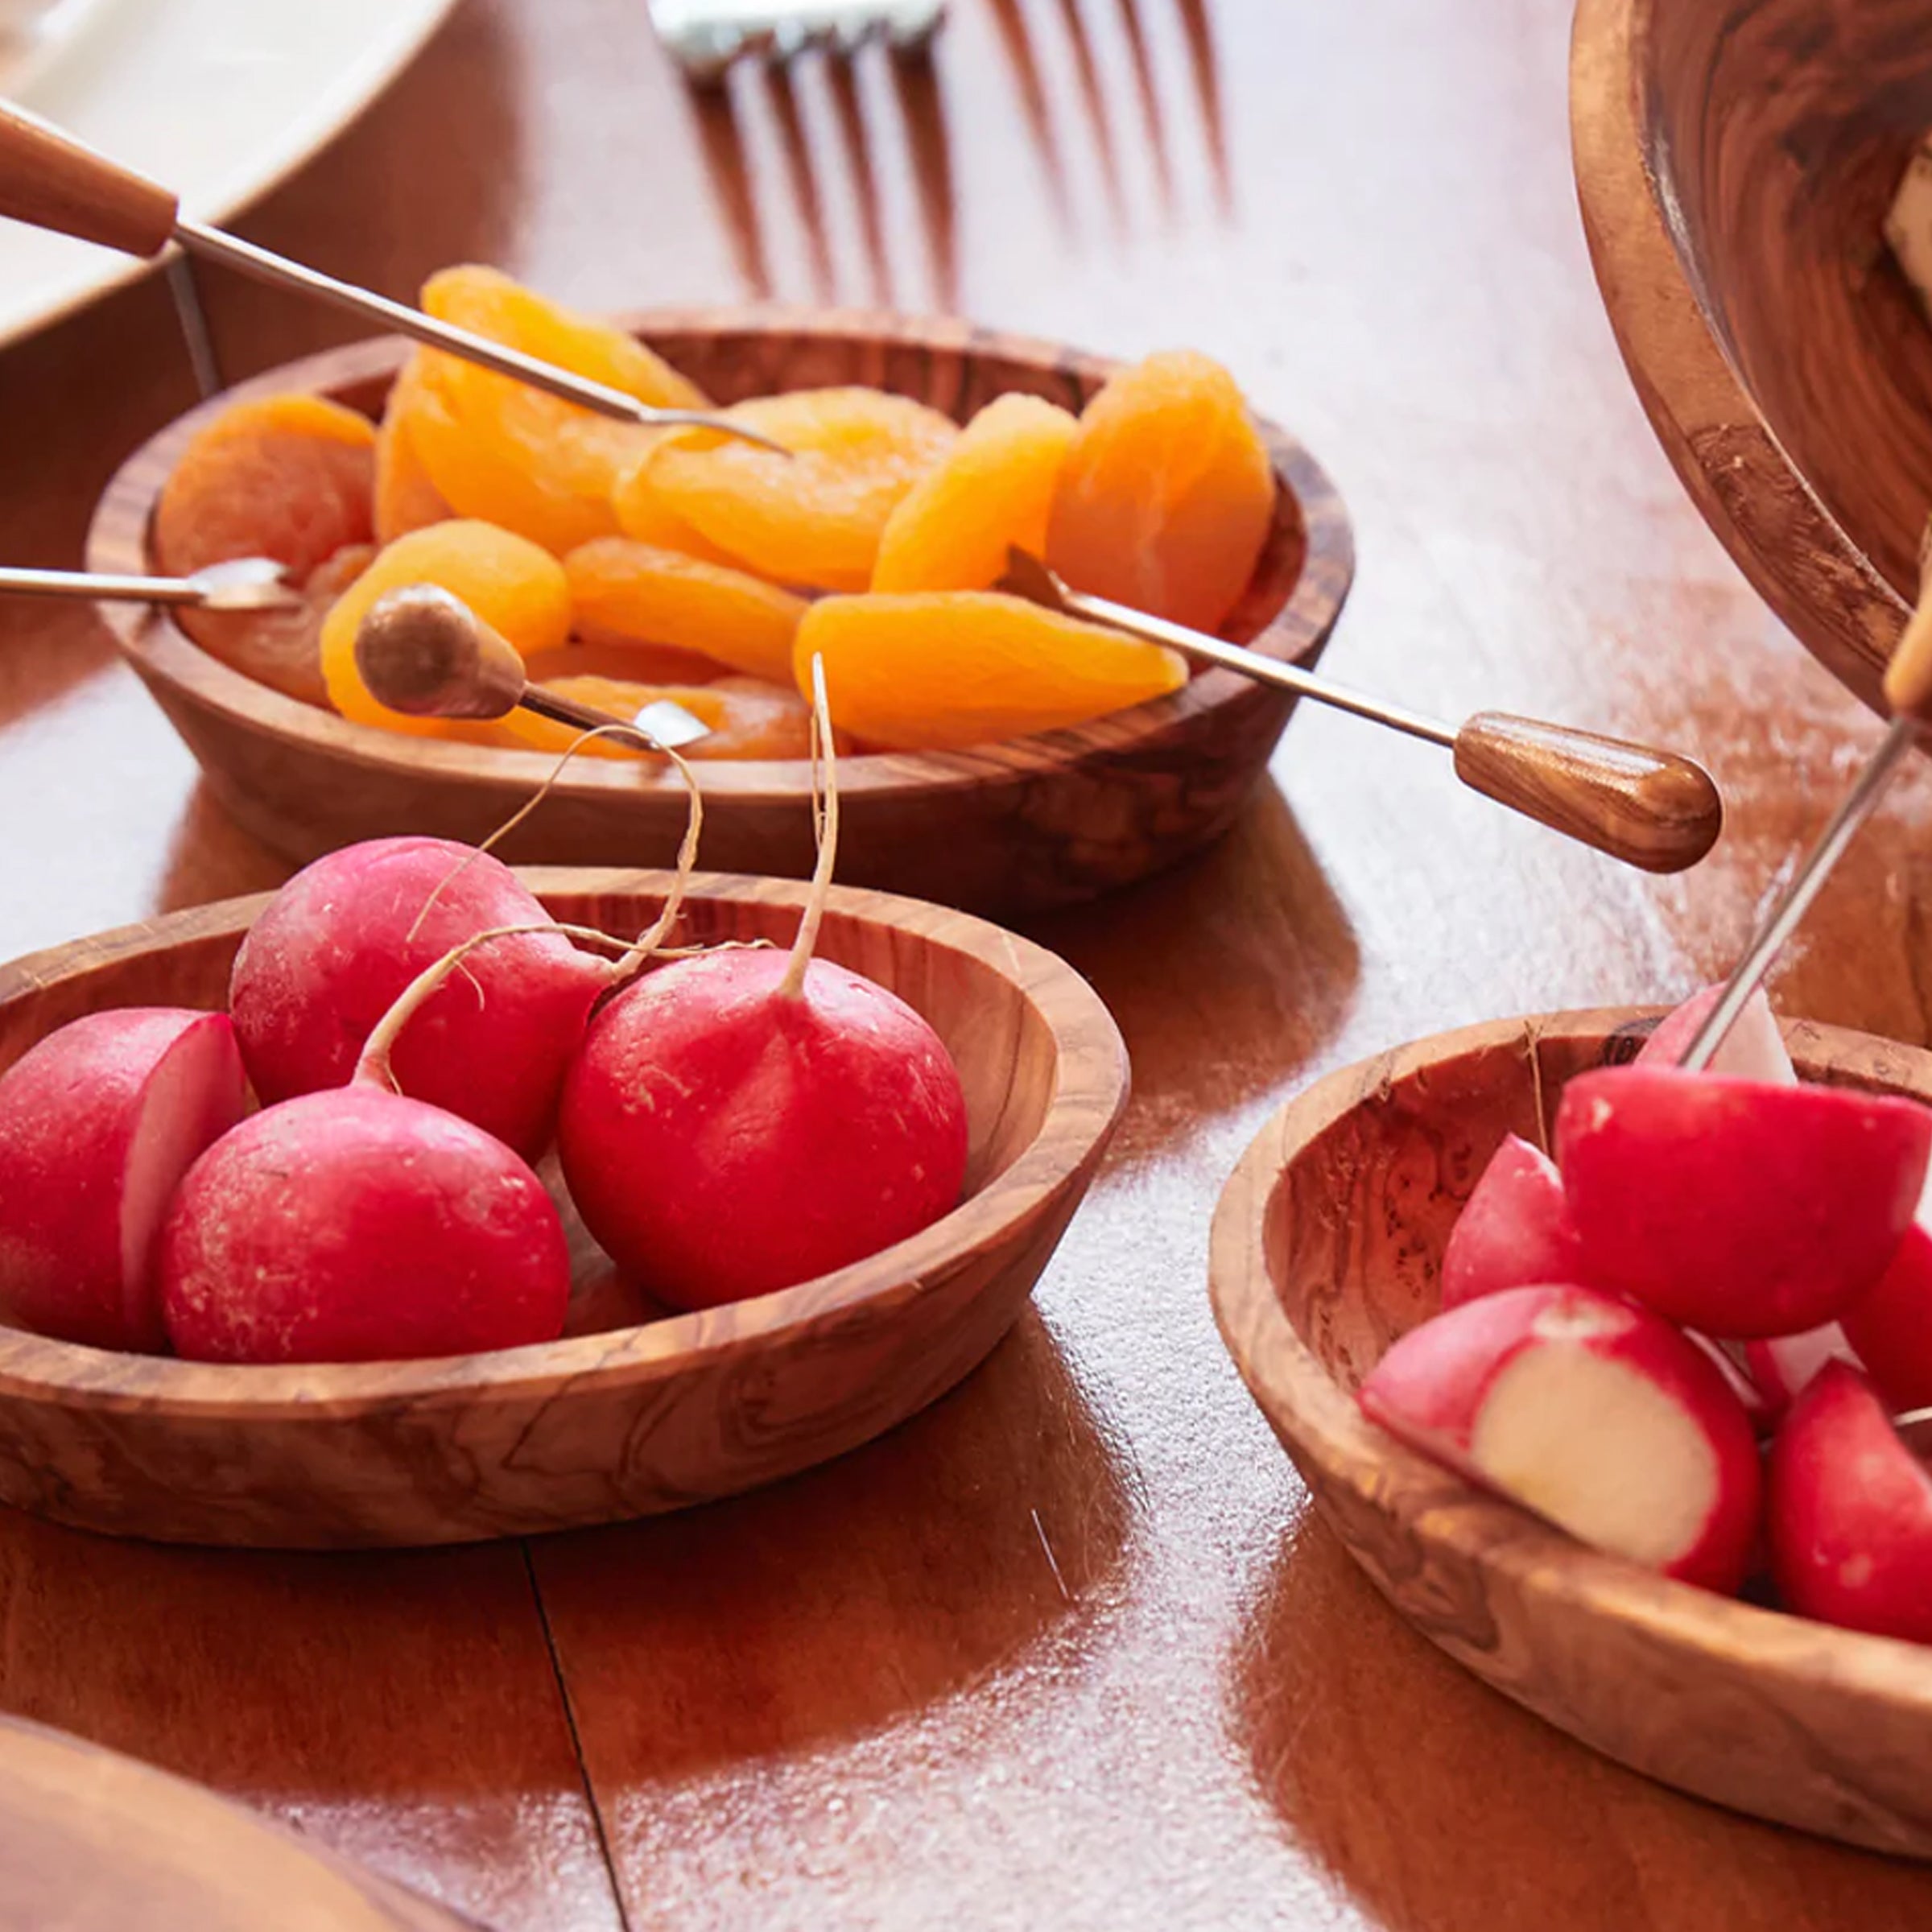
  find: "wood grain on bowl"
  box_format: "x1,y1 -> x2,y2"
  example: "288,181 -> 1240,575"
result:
0,869 -> 1127,1548
0,1713 -> 469,1930
86,312 -> 1353,915
1571,0 -> 1932,713
1210,1008 -> 1932,1857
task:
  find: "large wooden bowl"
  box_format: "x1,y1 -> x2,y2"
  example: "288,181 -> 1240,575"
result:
86,309 -> 1352,914
0,869 -> 1127,1548
1211,1008 -> 1932,1856
1570,0 -> 1932,712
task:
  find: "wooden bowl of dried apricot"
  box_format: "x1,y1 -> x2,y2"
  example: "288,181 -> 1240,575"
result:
87,277 -> 1352,914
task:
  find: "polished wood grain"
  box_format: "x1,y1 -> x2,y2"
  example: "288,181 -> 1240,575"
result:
0,869 -> 1124,1546
11,0 -> 1932,1926
1210,1008 -> 1932,1859
1571,0 -> 1932,715
88,314 -> 1352,918
0,1712 -> 472,1930
0,99 -> 178,260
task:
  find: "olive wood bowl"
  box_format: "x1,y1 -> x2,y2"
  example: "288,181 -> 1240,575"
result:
1571,0 -> 1932,712
87,309 -> 1353,914
1210,1005 -> 1932,1857
0,869 -> 1127,1548
0,1713 -> 468,1930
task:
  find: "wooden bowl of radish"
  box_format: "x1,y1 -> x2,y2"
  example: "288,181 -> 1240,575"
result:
86,309 -> 1351,916
0,859 -> 1126,1548
1210,992 -> 1932,1856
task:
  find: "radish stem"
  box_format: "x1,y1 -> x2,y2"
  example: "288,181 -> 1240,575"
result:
779,654 -> 837,1002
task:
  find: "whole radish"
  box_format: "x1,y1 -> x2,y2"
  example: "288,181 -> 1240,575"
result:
228,836 -> 609,1161
163,933 -> 572,1364
558,660 -> 970,1308
0,1009 -> 246,1351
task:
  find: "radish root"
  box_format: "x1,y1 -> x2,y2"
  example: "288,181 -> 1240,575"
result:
779,653 -> 838,1002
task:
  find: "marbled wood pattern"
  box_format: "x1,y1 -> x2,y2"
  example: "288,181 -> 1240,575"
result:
84,312 -> 1353,915
0,869 -> 1126,1548
1571,0 -> 1932,716
1210,1008 -> 1932,1859
0,1712 -> 470,1930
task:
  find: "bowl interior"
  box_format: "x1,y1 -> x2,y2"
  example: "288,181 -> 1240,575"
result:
0,878 -> 1061,1344
1639,1 -> 1932,601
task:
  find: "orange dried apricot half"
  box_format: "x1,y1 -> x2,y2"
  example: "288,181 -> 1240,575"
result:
153,394 -> 375,581
179,542 -> 375,711
374,354 -> 455,543
1046,350 -> 1275,634
319,520 -> 572,735
609,456 -> 753,569
872,392 -> 1078,593
493,674 -> 814,762
642,387 -> 958,592
795,590 -> 1187,751
401,266 -> 712,555
563,537 -> 806,684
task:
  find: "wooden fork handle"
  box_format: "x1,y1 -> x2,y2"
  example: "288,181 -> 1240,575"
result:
0,100 -> 178,258
1452,712 -> 1723,873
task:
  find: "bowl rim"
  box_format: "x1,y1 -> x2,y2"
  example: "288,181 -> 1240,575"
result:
1208,1004 -> 1932,1709
0,865 -> 1129,1414
85,304 -> 1356,801
1567,0 -> 1911,710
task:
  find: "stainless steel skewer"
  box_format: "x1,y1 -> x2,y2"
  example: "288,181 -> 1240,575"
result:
1681,526 -> 1932,1071
998,548 -> 1724,874
0,557 -> 300,612
0,99 -> 789,456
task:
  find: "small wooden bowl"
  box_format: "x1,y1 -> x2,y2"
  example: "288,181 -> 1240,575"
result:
86,310 -> 1352,914
0,869 -> 1127,1548
1571,0 -> 1932,712
1210,1008 -> 1932,1856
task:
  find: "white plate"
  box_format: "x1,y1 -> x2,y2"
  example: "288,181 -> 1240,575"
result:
0,0 -> 459,350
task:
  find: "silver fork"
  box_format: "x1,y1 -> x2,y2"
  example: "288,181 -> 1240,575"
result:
649,0 -> 944,82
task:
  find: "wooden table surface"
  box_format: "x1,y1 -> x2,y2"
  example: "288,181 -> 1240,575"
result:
2,2 -> 1930,1926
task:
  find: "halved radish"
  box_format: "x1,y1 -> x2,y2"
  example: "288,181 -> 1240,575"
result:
1635,984 -> 1795,1084
1439,1133 -> 1581,1308
1554,1066 -> 1931,1337
0,1009 -> 246,1351
1359,1283 -> 1762,1592
1768,1361 -> 1932,1641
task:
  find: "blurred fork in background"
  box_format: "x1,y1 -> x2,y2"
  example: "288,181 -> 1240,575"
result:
650,0 -> 946,81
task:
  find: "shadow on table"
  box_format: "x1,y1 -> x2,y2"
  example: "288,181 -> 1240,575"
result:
530,1302 -> 1134,1781
1026,777 -> 1360,1131
1228,1514 -> 1932,1932
154,781 -> 295,919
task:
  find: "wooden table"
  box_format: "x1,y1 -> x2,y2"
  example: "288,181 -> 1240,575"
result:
2,2 -> 1930,1926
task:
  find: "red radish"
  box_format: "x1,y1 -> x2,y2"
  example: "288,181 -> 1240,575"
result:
1636,984 -> 1796,1084
0,1009 -> 246,1352
1768,1361 -> 1932,1641
1841,1219 -> 1932,1413
1360,1283 -> 1762,1592
161,1086 -> 568,1364
557,658 -> 971,1309
228,836 -> 609,1160
1439,1133 -> 1581,1308
1554,1065 -> 1931,1337
1686,1332 -> 1773,1430
1740,1323 -> 1861,1423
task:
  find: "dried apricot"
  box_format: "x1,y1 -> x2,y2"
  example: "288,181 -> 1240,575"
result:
642,388 -> 958,592
1046,351 -> 1275,634
154,394 -> 375,581
374,354 -> 454,543
609,456 -> 753,569
402,266 -> 712,555
180,543 -> 374,710
795,591 -> 1187,751
871,392 -> 1078,593
493,674 -> 814,761
563,537 -> 806,684
320,521 -> 572,735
